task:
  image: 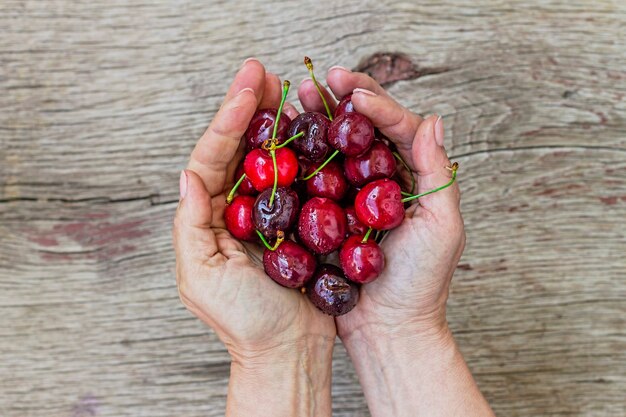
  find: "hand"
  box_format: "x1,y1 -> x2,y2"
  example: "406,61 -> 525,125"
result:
299,66 -> 464,343
173,59 -> 334,417
299,67 -> 493,417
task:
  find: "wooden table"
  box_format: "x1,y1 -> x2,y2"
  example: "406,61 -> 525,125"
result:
1,1 -> 625,416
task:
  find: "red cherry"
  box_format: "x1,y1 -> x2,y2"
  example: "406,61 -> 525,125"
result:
243,147 -> 298,192
354,179 -> 404,230
263,241 -> 317,288
334,94 -> 354,118
224,195 -> 257,241
245,109 -> 292,150
235,162 -> 257,196
328,112 -> 375,157
344,141 -> 397,187
297,197 -> 347,255
345,206 -> 367,235
305,264 -> 359,316
339,235 -> 385,284
305,160 -> 349,201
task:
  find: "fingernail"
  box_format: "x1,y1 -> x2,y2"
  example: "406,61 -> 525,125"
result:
241,57 -> 260,68
329,65 -> 351,73
179,170 -> 188,200
434,115 -> 444,146
236,87 -> 255,96
353,88 -> 377,97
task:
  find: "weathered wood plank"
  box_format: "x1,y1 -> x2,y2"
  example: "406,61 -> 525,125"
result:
1,0 -> 625,416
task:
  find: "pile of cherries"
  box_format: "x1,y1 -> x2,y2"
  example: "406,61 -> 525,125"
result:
224,58 -> 457,316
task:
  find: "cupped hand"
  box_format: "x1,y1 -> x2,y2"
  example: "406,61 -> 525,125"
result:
299,67 -> 465,341
173,59 -> 335,363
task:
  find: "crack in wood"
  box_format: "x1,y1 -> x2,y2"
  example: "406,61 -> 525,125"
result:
354,52 -> 451,87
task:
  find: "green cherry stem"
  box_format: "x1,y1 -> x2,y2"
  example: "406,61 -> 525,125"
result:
271,80 -> 290,140
400,162 -> 459,203
361,227 -> 373,243
393,151 -> 416,194
304,56 -> 333,121
269,149 -> 279,207
267,80 -> 291,208
400,191 -> 412,197
256,230 -> 285,251
275,131 -> 304,149
302,149 -> 340,180
226,173 -> 247,204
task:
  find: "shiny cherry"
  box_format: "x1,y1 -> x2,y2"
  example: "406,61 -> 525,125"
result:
245,109 -> 291,150
297,197 -> 347,255
344,141 -> 397,187
339,235 -> 385,284
328,112 -> 375,157
224,195 -> 257,241
334,94 -> 354,118
235,161 -> 257,196
254,187 -> 300,238
305,264 -> 359,316
354,178 -> 404,230
287,112 -> 331,162
263,241 -> 317,288
243,147 -> 298,192
345,206 -> 367,235
305,160 -> 349,201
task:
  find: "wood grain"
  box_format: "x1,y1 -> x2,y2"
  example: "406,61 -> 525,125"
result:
1,0 -> 625,416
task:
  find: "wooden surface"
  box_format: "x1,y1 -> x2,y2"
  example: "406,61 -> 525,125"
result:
1,1 -> 625,416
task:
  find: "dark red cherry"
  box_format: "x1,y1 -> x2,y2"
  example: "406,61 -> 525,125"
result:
253,187 -> 300,238
334,94 -> 354,118
305,160 -> 349,201
345,206 -> 367,235
305,264 -> 359,316
328,112 -> 375,157
297,197 -> 347,255
263,241 -> 317,288
235,162 -> 257,196
224,195 -> 257,241
354,179 -> 404,230
245,109 -> 292,150
344,141 -> 397,187
287,112 -> 331,162
339,235 -> 385,284
243,147 -> 298,192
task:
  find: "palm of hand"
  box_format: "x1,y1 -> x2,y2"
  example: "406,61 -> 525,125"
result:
336,204 -> 465,338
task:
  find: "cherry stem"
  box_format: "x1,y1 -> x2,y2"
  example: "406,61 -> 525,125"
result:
400,191 -> 412,197
256,230 -> 284,251
226,173 -> 247,204
269,149 -> 278,207
268,80 -> 291,208
304,56 -> 333,121
302,149 -> 340,180
400,162 -> 459,203
361,227 -> 373,243
393,151 -> 416,194
275,131 -> 304,149
272,80 -> 290,140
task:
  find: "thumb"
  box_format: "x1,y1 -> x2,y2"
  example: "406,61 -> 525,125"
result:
173,169 -> 223,265
411,115 -> 461,213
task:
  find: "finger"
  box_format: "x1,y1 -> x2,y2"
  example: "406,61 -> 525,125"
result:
326,66 -> 388,99
350,88 -> 422,159
224,58 -> 266,104
410,115 -> 460,212
297,78 -> 337,115
259,72 -> 282,109
188,87 -> 258,196
283,102 -> 300,120
173,170 -> 226,269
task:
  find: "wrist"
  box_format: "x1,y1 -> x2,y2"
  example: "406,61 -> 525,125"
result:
226,335 -> 334,417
